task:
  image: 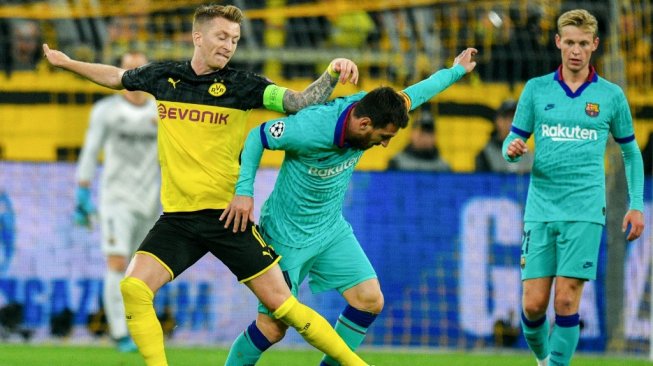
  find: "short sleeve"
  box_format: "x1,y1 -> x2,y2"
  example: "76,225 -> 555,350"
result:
511,80 -> 535,135
232,71 -> 274,110
121,63 -> 159,94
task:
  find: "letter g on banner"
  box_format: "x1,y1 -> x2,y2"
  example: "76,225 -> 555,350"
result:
459,197 -> 522,336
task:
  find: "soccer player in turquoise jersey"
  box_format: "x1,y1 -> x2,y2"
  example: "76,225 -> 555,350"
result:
221,48 -> 478,366
503,9 -> 644,366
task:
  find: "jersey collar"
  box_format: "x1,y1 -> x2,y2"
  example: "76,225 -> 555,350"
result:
554,65 -> 598,98
334,102 -> 357,148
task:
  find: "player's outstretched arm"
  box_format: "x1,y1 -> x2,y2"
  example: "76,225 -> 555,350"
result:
43,44 -> 125,90
282,58 -> 359,113
400,47 -> 477,111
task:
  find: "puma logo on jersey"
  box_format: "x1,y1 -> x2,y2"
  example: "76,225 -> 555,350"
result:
262,250 -> 273,259
167,78 -> 180,89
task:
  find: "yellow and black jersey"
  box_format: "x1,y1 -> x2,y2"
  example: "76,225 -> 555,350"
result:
122,61 -> 284,212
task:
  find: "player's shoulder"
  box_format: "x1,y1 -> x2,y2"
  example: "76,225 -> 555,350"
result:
278,103 -> 341,138
221,66 -> 274,85
144,60 -> 185,72
594,75 -> 625,95
223,66 -> 266,79
518,72 -> 558,99
345,91 -> 367,101
128,60 -> 188,79
526,71 -> 557,87
323,91 -> 366,108
122,60 -> 185,88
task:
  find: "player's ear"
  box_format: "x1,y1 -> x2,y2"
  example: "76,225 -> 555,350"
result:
359,117 -> 372,130
192,30 -> 202,47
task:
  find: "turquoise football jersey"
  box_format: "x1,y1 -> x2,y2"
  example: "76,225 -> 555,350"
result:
243,92 -> 367,248
235,65 -> 467,248
511,67 -> 635,224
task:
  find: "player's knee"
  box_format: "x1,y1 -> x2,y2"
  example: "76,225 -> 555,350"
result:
257,317 -> 288,343
553,296 -> 577,314
522,300 -> 547,319
351,289 -> 384,314
120,276 -> 153,304
120,277 -> 138,302
367,291 -> 385,314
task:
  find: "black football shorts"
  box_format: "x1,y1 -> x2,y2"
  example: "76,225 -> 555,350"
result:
137,209 -> 280,282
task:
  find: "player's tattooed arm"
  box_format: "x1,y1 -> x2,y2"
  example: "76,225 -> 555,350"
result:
282,58 -> 359,113
282,75 -> 336,113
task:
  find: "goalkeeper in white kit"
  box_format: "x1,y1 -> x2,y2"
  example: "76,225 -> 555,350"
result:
74,50 -> 160,353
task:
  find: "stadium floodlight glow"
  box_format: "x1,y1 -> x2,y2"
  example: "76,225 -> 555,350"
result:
488,11 -> 503,28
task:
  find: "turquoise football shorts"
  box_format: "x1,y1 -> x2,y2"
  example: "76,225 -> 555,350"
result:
520,221 -> 604,281
258,223 -> 377,315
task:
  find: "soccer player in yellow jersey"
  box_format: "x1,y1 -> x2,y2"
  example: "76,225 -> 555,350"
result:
43,4 -> 369,366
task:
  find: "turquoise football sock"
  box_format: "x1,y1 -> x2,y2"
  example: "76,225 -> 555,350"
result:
521,312 -> 550,361
320,305 -> 377,366
549,313 -> 580,366
225,321 -> 272,366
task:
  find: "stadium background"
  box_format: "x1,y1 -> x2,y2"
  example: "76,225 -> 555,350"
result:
0,0 -> 652,362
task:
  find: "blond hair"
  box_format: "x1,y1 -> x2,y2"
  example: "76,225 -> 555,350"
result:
557,9 -> 598,38
193,4 -> 243,31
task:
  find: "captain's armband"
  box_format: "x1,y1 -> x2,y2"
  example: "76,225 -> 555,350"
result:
326,63 -> 340,79
263,85 -> 288,113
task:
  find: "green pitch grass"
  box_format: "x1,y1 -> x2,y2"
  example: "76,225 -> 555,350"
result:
0,344 -> 648,366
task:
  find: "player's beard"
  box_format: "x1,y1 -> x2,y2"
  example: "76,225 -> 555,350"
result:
346,136 -> 371,150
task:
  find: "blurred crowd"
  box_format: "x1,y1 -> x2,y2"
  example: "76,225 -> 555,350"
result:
0,0 -> 651,171
1,1 -> 648,87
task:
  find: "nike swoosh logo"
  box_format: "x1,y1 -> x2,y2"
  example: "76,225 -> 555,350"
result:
544,104 -> 555,111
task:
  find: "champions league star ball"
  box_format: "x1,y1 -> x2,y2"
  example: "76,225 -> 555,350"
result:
269,121 -> 285,138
